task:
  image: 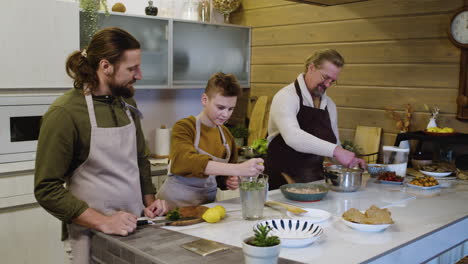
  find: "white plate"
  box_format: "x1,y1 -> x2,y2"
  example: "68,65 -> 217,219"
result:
341,218 -> 391,232
407,183 -> 441,190
255,219 -> 323,248
419,170 -> 453,177
286,208 -> 331,223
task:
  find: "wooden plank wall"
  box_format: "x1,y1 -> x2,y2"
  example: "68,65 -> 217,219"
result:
231,0 -> 468,148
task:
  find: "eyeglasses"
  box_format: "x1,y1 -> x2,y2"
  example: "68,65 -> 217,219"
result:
317,70 -> 337,86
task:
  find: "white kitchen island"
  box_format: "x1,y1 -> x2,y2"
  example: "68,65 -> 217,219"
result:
162,179 -> 468,264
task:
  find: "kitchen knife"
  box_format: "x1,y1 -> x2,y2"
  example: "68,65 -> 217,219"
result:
137,217 -> 201,226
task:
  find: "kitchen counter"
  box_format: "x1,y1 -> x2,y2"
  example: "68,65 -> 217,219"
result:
90,178 -> 468,264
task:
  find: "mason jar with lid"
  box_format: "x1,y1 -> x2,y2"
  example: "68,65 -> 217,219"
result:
382,146 -> 409,177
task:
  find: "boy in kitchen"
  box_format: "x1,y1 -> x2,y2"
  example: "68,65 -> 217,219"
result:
157,72 -> 264,207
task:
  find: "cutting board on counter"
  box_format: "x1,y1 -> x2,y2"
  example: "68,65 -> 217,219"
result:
354,126 -> 382,163
248,96 -> 269,146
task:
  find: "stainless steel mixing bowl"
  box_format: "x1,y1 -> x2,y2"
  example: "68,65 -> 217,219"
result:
323,165 -> 363,192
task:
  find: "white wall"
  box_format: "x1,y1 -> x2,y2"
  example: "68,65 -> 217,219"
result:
135,88 -> 204,153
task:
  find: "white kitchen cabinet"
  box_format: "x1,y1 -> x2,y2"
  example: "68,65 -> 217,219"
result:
0,170 -> 66,264
0,0 -> 79,89
81,12 -> 251,89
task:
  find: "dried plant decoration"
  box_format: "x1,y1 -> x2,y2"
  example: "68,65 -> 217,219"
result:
385,104 -> 414,132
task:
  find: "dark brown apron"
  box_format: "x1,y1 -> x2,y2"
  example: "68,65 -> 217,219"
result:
265,79 -> 337,190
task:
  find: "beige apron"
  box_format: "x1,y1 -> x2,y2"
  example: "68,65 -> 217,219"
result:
157,115 -> 231,207
67,93 -> 144,264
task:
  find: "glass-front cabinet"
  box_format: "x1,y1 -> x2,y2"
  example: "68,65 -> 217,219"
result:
80,13 -> 169,88
173,21 -> 250,88
80,12 -> 250,89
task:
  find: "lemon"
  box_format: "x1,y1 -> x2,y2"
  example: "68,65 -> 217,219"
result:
213,205 -> 226,219
202,208 -> 221,223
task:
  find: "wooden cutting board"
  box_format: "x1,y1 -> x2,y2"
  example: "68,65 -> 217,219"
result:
167,205 -> 209,226
248,96 -> 268,146
353,126 -> 382,163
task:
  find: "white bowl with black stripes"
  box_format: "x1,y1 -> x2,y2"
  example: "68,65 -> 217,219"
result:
254,219 -> 324,248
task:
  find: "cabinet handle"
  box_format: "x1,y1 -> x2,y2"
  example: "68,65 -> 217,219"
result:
165,25 -> 168,41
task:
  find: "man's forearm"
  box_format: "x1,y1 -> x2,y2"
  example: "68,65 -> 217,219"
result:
73,208 -> 109,231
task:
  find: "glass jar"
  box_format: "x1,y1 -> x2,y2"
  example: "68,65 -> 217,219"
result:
382,146 -> 409,177
183,0 -> 199,21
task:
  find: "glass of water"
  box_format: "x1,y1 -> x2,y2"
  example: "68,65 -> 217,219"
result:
239,174 -> 268,220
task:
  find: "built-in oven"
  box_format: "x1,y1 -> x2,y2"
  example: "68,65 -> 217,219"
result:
0,95 -> 60,164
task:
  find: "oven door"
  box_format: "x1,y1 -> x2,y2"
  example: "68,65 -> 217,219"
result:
0,104 -> 50,163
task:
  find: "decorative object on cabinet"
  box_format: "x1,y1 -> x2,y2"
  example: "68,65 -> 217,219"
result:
448,2 -> 468,120
80,0 -> 109,45
145,0 -> 158,16
385,104 -> 414,133
198,0 -> 210,22
182,0 -> 199,21
212,0 -> 241,23
111,2 -> 126,12
424,104 -> 439,129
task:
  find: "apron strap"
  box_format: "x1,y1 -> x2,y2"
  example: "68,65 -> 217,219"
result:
194,115 -> 231,163
294,79 -> 304,107
84,94 -> 98,128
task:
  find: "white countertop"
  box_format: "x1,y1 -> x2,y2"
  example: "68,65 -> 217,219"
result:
163,179 -> 468,264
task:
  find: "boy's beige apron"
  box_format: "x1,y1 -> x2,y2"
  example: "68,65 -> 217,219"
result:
157,115 -> 231,207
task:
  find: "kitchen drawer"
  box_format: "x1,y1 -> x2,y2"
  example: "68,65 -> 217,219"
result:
0,172 -> 36,209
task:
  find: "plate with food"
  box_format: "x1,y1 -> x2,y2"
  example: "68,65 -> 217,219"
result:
280,183 -> 328,202
407,176 -> 440,189
286,208 -> 331,223
255,219 -> 323,248
377,171 -> 404,185
420,164 -> 453,177
424,127 -> 457,136
341,205 -> 394,232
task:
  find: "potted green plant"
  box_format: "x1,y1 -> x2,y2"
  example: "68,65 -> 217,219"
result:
229,126 -> 248,147
242,224 -> 281,264
80,0 -> 109,46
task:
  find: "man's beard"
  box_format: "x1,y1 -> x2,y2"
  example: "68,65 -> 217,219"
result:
109,80 -> 135,98
312,83 -> 326,97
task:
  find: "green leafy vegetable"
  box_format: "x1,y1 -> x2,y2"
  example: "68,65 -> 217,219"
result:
240,181 -> 265,191
166,207 -> 180,221
251,138 -> 268,155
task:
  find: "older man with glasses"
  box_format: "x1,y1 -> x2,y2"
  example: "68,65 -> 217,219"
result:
265,49 -> 366,190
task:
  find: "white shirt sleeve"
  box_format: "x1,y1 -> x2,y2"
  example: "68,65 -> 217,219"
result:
269,88 -> 337,157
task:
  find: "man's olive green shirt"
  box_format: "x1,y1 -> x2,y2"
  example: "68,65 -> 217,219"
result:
34,89 -> 155,227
